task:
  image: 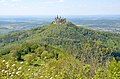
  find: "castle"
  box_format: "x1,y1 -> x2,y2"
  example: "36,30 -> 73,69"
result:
52,16 -> 67,24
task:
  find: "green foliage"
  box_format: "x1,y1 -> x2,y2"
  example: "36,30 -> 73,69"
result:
41,51 -> 49,59
0,22 -> 120,78
93,58 -> 120,79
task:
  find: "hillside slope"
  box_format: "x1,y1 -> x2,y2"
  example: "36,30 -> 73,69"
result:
0,22 -> 120,53
1,22 -> 120,47
0,22 -> 120,79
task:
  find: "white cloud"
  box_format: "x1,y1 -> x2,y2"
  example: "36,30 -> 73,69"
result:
44,0 -> 64,4
0,0 -> 21,3
0,0 -> 6,2
0,0 -> 22,9
11,0 -> 21,2
59,0 -> 64,3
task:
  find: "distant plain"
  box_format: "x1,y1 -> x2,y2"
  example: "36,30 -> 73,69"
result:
0,15 -> 120,35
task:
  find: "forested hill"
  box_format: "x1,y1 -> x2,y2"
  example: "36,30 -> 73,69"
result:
0,22 -> 120,52
0,22 -> 120,78
0,22 -> 120,60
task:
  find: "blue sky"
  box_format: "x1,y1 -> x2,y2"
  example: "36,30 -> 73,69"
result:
0,0 -> 120,15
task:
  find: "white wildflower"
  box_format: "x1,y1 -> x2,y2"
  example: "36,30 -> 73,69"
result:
28,68 -> 30,71
55,75 -> 58,77
5,71 -> 8,73
50,77 -> 53,79
2,70 -> 5,72
20,62 -> 23,64
45,57 -> 47,59
12,64 -> 15,67
11,75 -> 13,77
2,60 -> 5,63
40,76 -> 43,78
5,62 -> 9,65
18,67 -> 22,70
9,73 -> 11,75
16,71 -> 19,75
6,64 -> 9,68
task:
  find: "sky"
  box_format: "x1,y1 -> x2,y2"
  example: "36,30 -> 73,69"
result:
0,0 -> 120,15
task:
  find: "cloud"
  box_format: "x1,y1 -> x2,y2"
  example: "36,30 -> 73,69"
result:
0,0 -> 21,3
59,0 -> 64,3
0,0 -> 22,8
11,0 -> 21,2
45,0 -> 64,3
44,0 -> 64,4
0,0 -> 6,2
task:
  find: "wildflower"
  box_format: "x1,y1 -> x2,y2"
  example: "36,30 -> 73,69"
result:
45,57 -> 47,59
5,71 -> 8,73
11,75 -> 13,77
16,71 -> 19,75
18,67 -> 22,70
6,64 -> 9,68
32,73 -> 34,75
9,73 -> 11,75
2,60 -> 5,63
40,76 -> 43,78
28,68 -> 30,71
5,62 -> 9,65
50,77 -> 53,79
2,70 -> 5,72
16,72 -> 19,74
20,62 -> 23,64
12,64 -> 15,67
55,75 -> 58,77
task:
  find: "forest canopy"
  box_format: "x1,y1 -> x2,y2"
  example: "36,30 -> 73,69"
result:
0,22 -> 120,79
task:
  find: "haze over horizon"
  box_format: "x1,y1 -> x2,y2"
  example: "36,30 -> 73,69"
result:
0,0 -> 120,16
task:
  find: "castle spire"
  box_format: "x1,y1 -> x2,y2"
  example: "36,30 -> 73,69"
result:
57,15 -> 59,19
